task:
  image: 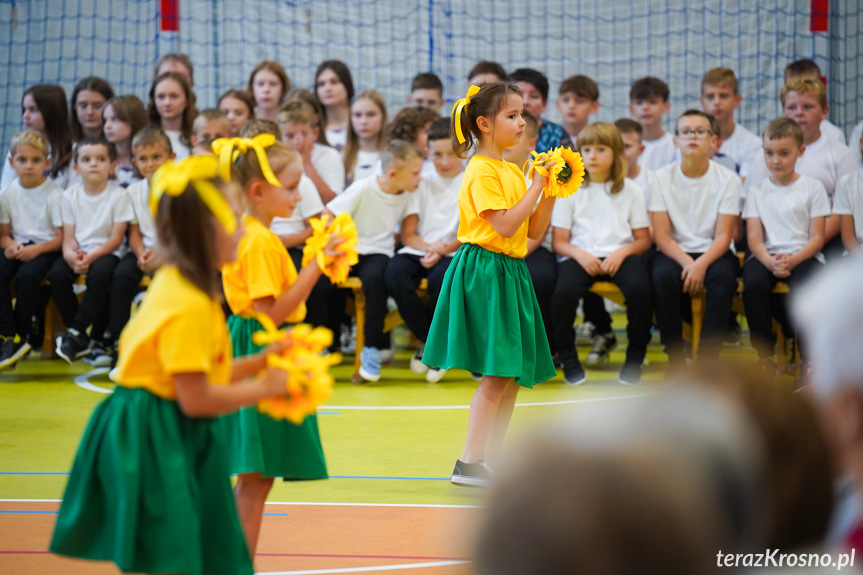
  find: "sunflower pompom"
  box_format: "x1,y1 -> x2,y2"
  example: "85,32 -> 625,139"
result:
252,313 -> 340,425
301,213 -> 359,284
524,146 -> 585,199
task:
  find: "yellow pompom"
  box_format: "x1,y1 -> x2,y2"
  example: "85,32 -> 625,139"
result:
302,213 -> 360,284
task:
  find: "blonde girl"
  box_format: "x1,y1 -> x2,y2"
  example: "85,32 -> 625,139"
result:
550,122 -> 653,386
423,82 -> 555,487
343,90 -> 388,186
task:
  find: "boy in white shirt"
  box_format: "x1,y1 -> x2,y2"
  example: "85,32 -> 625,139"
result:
615,118 -> 659,220
834,167 -> 863,255
784,59 -> 846,146
0,131 -> 63,368
386,119 -> 462,383
743,118 -> 829,376
278,100 -> 344,204
630,77 -> 676,171
649,110 -> 741,372
407,73 -> 445,115
188,109 -> 230,148
556,75 -> 600,144
46,138 -> 134,363
326,140 -> 422,382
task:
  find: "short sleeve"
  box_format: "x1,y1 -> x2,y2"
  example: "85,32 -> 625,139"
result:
628,185 -> 650,229
113,188 -> 135,223
241,242 -> 285,302
298,176 -> 325,218
61,192 -> 75,226
471,174 -> 508,216
315,146 -> 345,194
158,311 -> 215,374
718,173 -> 741,216
837,147 -> 857,183
327,183 -> 361,215
647,172 -> 668,212
0,187 -> 11,224
49,190 -> 63,228
832,175 -> 854,215
551,194 -> 574,231
741,187 -> 759,219
809,181 -> 831,218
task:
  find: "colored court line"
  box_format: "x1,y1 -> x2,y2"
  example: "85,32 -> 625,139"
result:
0,510 -> 288,515
0,473 -> 449,480
326,392 -> 654,410
258,561 -> 470,574
1,499 -> 479,509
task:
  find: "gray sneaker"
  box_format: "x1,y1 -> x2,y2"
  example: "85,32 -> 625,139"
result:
576,321 -> 596,346
585,333 -> 617,366
450,459 -> 491,487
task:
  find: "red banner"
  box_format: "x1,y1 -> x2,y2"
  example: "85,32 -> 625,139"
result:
161,0 -> 179,32
810,0 -> 828,32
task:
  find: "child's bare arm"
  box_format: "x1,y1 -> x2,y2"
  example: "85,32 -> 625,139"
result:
787,216 -> 825,269
174,369 -> 288,418
841,215 -> 861,254
128,223 -> 145,258
62,224 -> 79,265
485,175 -> 548,239
527,195 -> 555,241
400,214 -> 428,252
84,222 -> 128,261
824,214 -> 841,243
0,223 -> 16,250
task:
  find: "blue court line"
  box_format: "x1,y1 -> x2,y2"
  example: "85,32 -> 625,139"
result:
0,472 -> 448,481
316,411 -> 341,415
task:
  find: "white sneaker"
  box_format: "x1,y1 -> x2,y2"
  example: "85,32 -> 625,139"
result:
426,367 -> 447,383
410,346 -> 428,374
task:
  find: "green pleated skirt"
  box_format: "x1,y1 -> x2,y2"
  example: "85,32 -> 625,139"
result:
423,243 -> 556,388
222,315 -> 328,479
50,386 -> 253,575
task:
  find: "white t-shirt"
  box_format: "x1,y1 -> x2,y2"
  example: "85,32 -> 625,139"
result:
743,175 -> 830,258
649,161 -> 741,254
311,143 -> 345,195
0,178 -> 63,244
552,179 -> 650,258
126,179 -> 157,250
720,123 -> 762,180
746,133 -> 856,204
850,121 -> 862,168
822,119 -> 846,146
114,165 -> 141,189
638,132 -> 676,171
269,175 -> 325,238
351,150 -> 381,185
326,175 -> 419,257
631,167 -> 659,208
164,130 -> 190,160
61,182 -> 135,256
833,168 -> 863,246
398,172 -> 463,257
325,129 -> 347,152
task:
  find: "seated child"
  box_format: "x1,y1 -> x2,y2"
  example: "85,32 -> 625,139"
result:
615,118 -> 659,215
0,130 -> 63,368
784,58 -> 846,146
408,72 -> 445,114
189,108 -> 230,148
742,118 -> 829,375
630,76 -> 675,170
551,123 -> 653,385
509,68 -> 574,151
385,119 -> 463,383
467,60 -> 506,86
649,111 -> 740,372
325,140 -> 423,382
556,75 -> 600,143
47,137 -> 134,363
278,100 -> 344,203
834,166 -> 863,255
386,105 -> 440,176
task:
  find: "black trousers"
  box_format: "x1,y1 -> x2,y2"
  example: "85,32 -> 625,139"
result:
742,256 -> 822,360
384,252 -> 451,343
326,253 -> 390,350
47,254 -> 119,334
0,250 -> 58,339
650,250 -> 739,362
107,252 -> 145,340
288,247 -> 337,329
551,255 -> 653,363
524,246 -> 558,353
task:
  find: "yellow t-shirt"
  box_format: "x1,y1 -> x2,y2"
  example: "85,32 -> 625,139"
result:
221,213 -> 306,322
457,155 -> 530,258
114,266 -> 232,401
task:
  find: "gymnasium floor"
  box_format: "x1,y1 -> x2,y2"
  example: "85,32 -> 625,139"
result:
0,319 -> 765,574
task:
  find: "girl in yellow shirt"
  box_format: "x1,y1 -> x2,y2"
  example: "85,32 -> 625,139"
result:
217,134 -> 340,556
50,156 -> 291,575
423,82 -> 556,487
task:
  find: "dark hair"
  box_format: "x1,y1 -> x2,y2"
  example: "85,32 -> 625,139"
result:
559,75 -> 599,101
148,72 -> 197,147
630,76 -> 670,102
218,88 -> 255,115
764,117 -> 805,147
74,136 -> 116,163
676,109 -> 715,134
155,179 -> 229,297
411,72 -> 443,94
154,53 -> 194,85
104,95 -> 148,142
508,68 -> 549,102
23,84 -> 73,179
314,60 -> 355,122
614,118 -> 643,139
784,58 -> 820,80
468,60 -> 507,83
70,77 -> 115,141
451,81 -> 522,159
247,60 -> 291,110
427,118 -> 451,142
386,106 -> 439,144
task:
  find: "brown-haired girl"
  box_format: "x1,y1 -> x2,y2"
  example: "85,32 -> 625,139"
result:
314,60 -> 354,151
550,122 -> 653,386
50,156 -> 291,575
218,88 -> 255,137
148,71 -> 197,160
70,76 -> 114,141
102,95 -> 148,186
247,60 -> 290,122
422,82 -> 556,487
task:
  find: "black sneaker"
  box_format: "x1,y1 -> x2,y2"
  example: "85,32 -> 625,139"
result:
56,331 -> 92,365
470,372 -> 482,381
83,343 -> 113,367
0,337 -> 31,370
618,360 -> 642,385
450,459 -> 491,487
585,333 -> 617,366
559,349 -> 587,386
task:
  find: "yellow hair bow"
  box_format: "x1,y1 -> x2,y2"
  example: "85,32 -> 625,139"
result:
211,133 -> 281,188
149,156 -> 238,234
452,85 -> 481,144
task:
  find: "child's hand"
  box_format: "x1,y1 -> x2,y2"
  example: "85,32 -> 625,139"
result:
420,251 -> 441,269
323,232 -> 347,258
16,245 -> 39,262
263,337 -> 290,358
681,260 -> 707,295
772,254 -> 792,278
529,160 -> 558,192
600,252 -> 626,277
427,241 -> 447,256
4,243 -> 21,259
575,251 -> 603,276
261,366 -> 290,397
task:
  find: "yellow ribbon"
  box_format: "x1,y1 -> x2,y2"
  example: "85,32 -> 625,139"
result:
211,133 -> 281,188
452,85 -> 481,144
149,156 -> 238,234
